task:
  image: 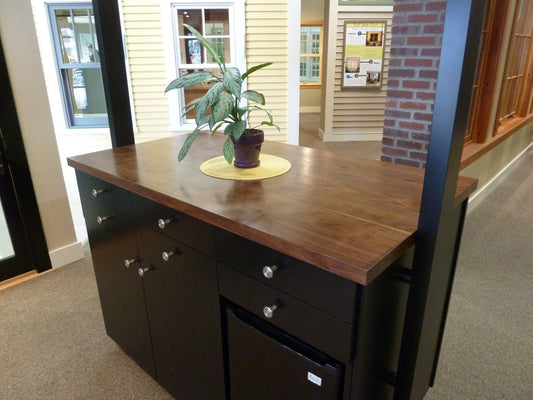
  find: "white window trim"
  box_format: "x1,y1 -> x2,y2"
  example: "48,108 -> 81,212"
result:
161,1 -> 246,131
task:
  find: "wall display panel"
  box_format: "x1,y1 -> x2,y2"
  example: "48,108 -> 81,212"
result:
342,21 -> 386,89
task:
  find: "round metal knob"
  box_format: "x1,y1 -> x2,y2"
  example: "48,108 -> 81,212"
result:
91,188 -> 106,198
124,257 -> 140,268
96,215 -> 111,224
138,267 -> 151,277
262,265 -> 278,279
263,304 -> 278,319
158,218 -> 174,229
161,251 -> 175,262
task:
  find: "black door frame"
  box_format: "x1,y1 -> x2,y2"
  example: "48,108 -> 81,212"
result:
0,36 -> 51,279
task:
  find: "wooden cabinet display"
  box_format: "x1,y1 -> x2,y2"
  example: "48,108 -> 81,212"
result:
69,135 -> 477,400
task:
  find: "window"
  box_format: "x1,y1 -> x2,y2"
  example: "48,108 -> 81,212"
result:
172,4 -> 237,124
48,4 -> 107,128
466,0 -> 533,148
300,23 -> 322,87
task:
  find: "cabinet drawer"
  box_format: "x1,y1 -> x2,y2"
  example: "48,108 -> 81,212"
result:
219,264 -> 354,363
215,229 -> 358,323
76,171 -> 130,211
131,194 -> 215,256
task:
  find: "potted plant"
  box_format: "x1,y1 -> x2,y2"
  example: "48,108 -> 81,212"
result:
165,24 -> 278,168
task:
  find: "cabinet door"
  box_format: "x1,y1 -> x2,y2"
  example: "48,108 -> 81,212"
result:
137,228 -> 225,400
81,199 -> 155,376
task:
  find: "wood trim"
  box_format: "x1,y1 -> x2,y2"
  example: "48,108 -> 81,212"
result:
517,25 -> 533,116
461,112 -> 533,169
473,0 -> 510,143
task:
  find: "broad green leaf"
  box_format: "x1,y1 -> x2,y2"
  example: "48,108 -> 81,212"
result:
257,121 -> 280,131
165,71 -> 214,92
182,97 -> 202,118
224,120 -> 246,141
211,91 -> 234,123
223,68 -> 242,99
242,90 -> 265,105
195,82 -> 223,124
241,62 -> 273,80
183,24 -> 224,71
223,138 -> 234,165
178,127 -> 201,161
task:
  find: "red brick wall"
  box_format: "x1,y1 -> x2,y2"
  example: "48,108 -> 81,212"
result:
382,0 -> 447,167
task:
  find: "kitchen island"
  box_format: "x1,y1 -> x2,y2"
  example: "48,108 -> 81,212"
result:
68,134 -> 477,399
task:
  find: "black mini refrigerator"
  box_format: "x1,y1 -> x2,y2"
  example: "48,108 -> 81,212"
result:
226,307 -> 344,400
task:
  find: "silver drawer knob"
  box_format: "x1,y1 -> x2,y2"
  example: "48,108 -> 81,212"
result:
91,188 -> 107,198
124,257 -> 140,268
138,267 -> 151,277
262,265 -> 278,279
263,304 -> 278,319
161,251 -> 175,262
96,215 -> 112,224
158,218 -> 174,229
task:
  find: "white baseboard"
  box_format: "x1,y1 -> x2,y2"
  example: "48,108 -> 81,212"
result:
467,144 -> 532,212
300,106 -> 320,113
49,241 -> 85,268
319,130 -> 383,142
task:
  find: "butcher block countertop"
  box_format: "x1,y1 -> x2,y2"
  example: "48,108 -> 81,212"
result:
68,134 -> 477,285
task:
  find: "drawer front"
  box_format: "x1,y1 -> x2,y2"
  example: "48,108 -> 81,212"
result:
219,264 -> 354,363
132,194 -> 215,256
76,171 -> 130,211
215,229 -> 358,323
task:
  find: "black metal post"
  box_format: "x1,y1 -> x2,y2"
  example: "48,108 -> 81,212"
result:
92,0 -> 134,147
394,0 -> 487,399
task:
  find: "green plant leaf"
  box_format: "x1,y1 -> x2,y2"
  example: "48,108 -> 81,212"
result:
183,23 -> 224,72
165,71 -> 214,92
241,62 -> 273,80
242,90 -> 265,105
195,82 -> 223,124
223,138 -> 234,165
211,91 -> 234,124
178,127 -> 201,161
223,68 -> 242,99
224,120 -> 246,141
257,121 -> 280,131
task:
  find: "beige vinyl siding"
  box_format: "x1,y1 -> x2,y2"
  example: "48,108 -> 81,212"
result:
245,0 -> 289,142
323,8 -> 393,141
122,1 -> 172,141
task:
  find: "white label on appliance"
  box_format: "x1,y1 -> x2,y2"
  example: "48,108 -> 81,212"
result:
307,372 -> 322,387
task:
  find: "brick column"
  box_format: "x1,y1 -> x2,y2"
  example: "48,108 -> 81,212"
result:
382,1 -> 447,167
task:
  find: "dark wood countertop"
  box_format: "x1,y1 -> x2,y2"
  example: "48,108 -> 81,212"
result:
68,134 -> 477,285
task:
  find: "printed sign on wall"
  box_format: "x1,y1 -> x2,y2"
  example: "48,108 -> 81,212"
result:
342,21 -> 386,89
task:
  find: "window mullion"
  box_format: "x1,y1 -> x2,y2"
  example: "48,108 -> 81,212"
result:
516,30 -> 533,117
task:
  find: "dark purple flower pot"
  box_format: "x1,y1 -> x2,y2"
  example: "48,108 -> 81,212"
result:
231,129 -> 264,168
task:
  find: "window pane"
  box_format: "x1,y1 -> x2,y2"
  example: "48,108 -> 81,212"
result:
205,9 -> 229,35
178,9 -> 202,35
300,59 -> 307,77
180,68 -> 219,120
207,38 -> 230,64
65,68 -> 107,125
55,10 -> 79,64
180,38 -> 203,64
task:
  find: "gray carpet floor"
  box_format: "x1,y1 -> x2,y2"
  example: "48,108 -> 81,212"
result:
1,148 -> 531,400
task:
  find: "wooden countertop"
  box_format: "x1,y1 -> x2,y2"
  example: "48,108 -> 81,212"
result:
68,134 -> 477,285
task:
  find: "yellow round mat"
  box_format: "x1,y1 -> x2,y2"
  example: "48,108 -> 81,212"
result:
200,154 -> 291,180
